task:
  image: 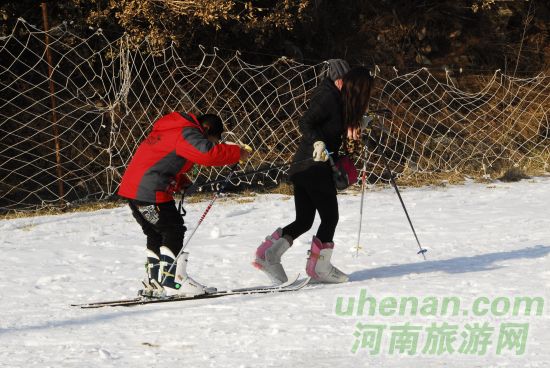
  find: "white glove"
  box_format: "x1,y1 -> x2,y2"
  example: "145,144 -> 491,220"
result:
312,141 -> 328,162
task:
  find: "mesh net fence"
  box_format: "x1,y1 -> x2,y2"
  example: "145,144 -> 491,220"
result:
1,19 -> 549,212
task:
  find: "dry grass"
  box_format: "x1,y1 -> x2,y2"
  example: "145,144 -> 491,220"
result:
3,149 -> 548,220
391,146 -> 550,187
265,182 -> 294,196
393,170 -> 467,187
0,200 -> 126,221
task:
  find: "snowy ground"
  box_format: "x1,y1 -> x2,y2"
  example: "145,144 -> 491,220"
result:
1,177 -> 549,367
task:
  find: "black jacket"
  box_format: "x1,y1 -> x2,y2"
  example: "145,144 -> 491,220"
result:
289,78 -> 344,192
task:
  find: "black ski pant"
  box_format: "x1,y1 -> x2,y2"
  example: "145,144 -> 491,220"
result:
128,200 -> 186,257
282,173 -> 339,243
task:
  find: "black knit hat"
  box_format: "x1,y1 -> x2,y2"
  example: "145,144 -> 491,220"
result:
197,114 -> 224,139
326,59 -> 350,81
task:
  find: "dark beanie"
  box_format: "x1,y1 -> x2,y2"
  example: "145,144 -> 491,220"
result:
326,59 -> 350,81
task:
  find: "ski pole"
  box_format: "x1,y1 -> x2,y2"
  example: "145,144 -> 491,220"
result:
187,156 -> 315,193
370,120 -> 428,260
161,164 -> 239,284
353,110 -> 391,257
355,165 -> 368,257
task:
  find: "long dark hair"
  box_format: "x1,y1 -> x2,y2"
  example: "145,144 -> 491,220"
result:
341,67 -> 374,129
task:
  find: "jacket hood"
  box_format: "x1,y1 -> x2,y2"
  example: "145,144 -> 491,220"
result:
151,112 -> 201,133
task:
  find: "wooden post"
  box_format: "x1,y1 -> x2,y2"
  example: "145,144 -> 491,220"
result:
41,2 -> 65,202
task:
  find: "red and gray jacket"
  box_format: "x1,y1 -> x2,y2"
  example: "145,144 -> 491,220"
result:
118,112 -> 240,203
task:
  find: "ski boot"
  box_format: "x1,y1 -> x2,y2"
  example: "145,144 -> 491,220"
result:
253,228 -> 291,284
306,236 -> 348,283
159,246 -> 216,297
138,250 -> 163,297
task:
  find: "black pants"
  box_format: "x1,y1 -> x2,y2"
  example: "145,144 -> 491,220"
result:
282,171 -> 339,243
128,200 -> 186,257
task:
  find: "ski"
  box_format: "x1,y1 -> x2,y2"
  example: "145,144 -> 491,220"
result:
72,275 -> 309,309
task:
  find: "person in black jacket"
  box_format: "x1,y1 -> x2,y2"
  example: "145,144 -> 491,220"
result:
253,60 -> 374,284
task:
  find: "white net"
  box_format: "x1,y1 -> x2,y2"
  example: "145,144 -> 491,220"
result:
1,19 -> 549,212
366,68 -> 550,183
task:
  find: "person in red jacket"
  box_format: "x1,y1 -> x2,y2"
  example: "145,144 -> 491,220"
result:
118,112 -> 249,297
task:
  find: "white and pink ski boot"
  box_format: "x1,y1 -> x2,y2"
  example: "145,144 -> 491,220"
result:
306,236 -> 349,283
253,228 -> 291,284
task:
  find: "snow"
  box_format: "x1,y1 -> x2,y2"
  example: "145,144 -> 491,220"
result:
1,177 -> 549,367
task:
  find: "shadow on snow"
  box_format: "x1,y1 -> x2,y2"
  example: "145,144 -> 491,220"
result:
349,244 -> 550,282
